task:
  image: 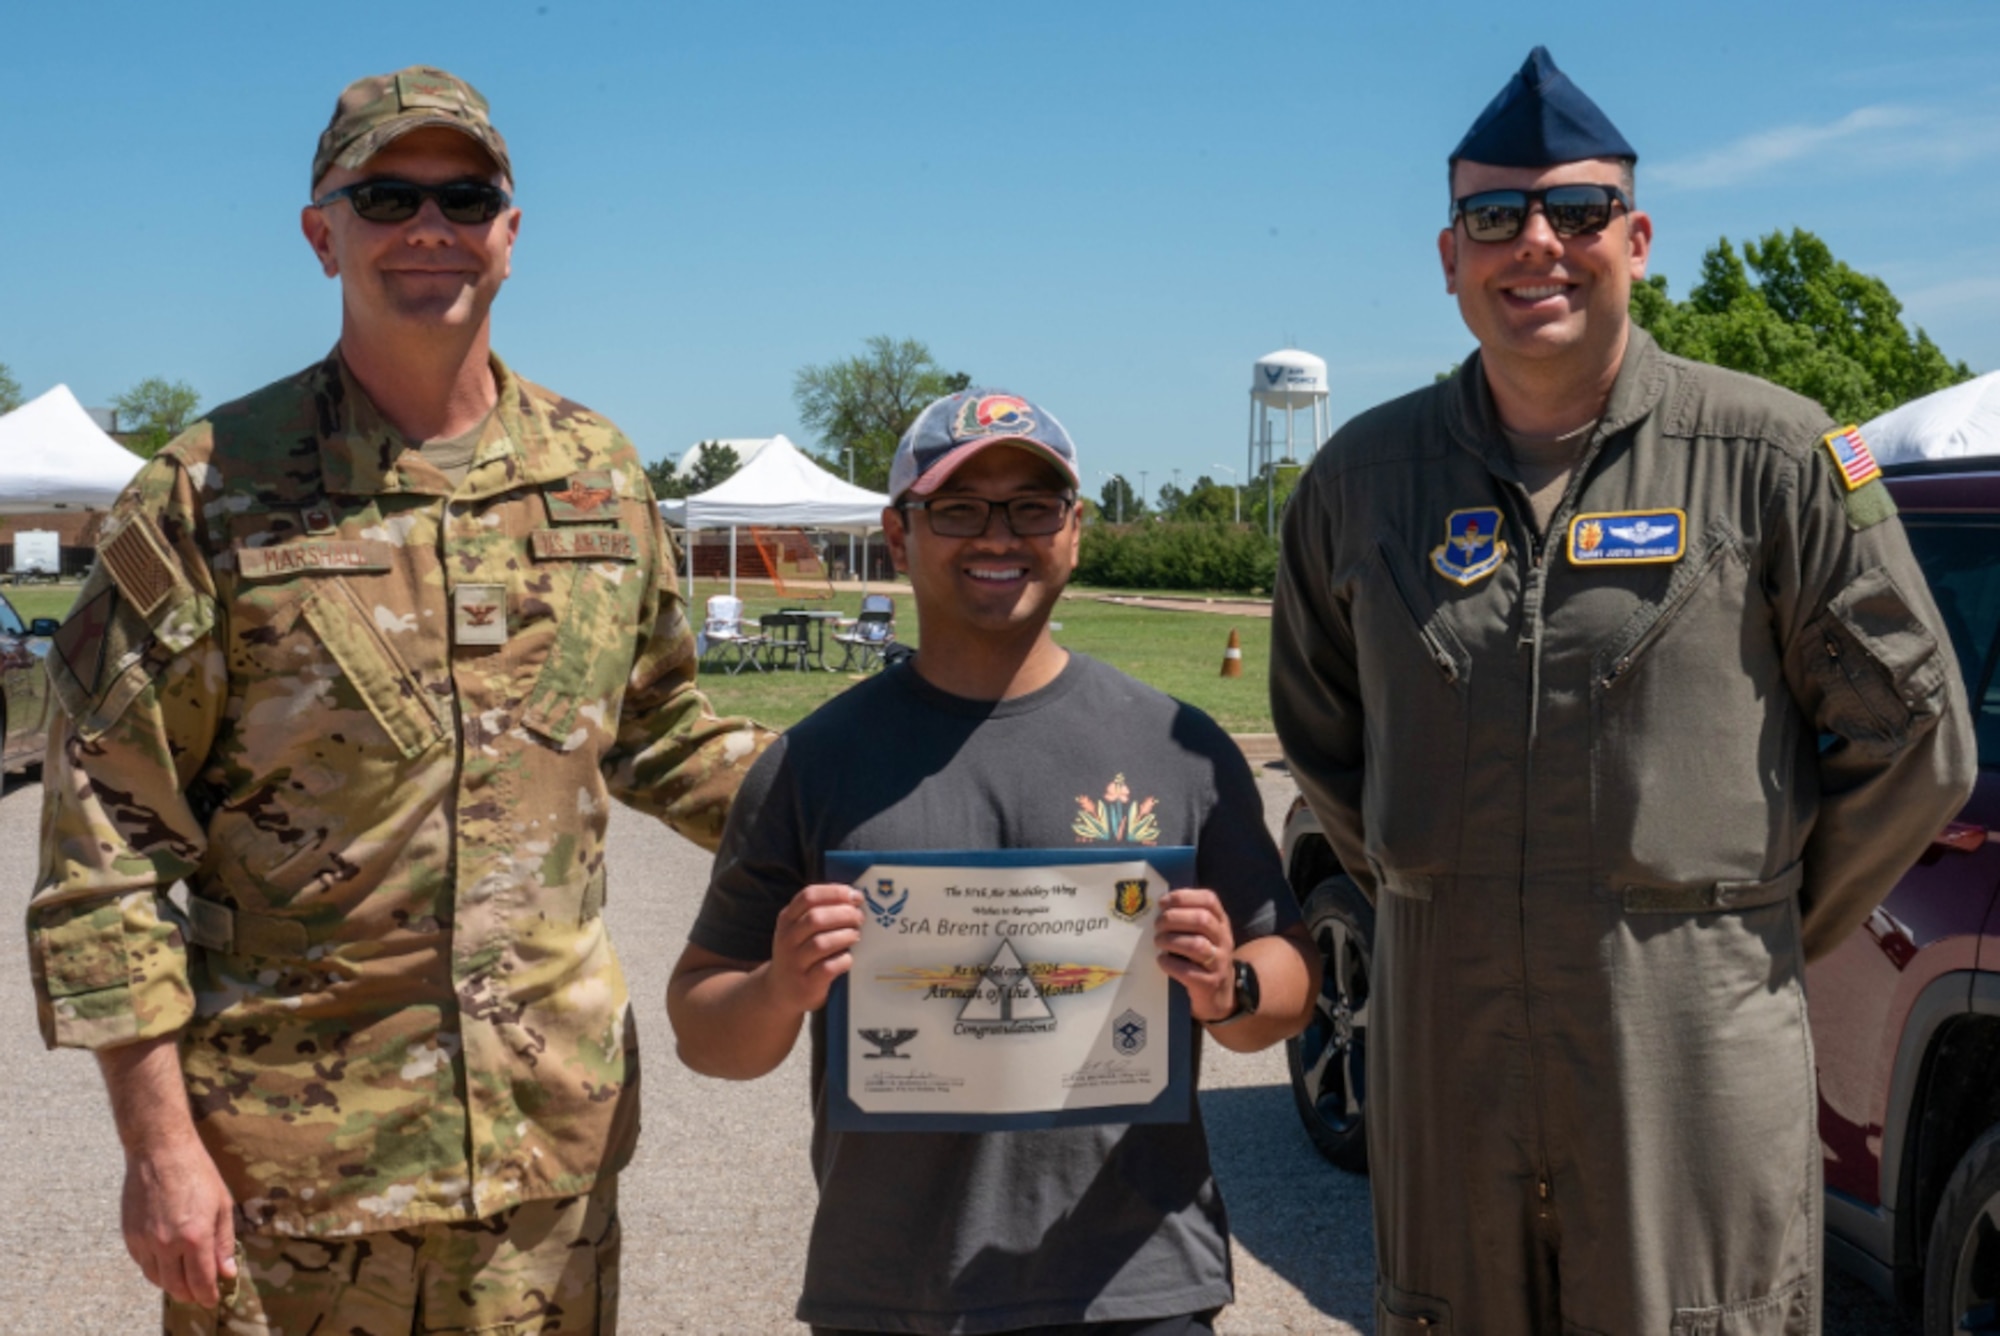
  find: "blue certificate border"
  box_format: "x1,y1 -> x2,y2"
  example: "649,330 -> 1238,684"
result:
825,846 -> 1195,1133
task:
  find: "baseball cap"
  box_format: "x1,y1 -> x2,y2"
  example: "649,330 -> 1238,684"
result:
888,390 -> 1082,502
313,66 -> 512,188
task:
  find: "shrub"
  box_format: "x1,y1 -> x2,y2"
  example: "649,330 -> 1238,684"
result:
1077,522 -> 1279,593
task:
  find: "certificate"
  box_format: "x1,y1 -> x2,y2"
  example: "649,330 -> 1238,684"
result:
824,847 -> 1194,1133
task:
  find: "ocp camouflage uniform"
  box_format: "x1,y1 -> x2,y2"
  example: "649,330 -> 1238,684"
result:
28,352 -> 767,1245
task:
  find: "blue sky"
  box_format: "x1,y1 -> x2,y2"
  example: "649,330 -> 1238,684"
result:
5,2 -> 1996,503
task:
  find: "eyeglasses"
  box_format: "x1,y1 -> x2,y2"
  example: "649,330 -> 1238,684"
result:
312,178 -> 512,225
1451,184 -> 1631,243
902,494 -> 1076,538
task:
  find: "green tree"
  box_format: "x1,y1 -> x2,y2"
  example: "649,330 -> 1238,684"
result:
113,376 -> 202,459
0,361 -> 22,415
1631,228 -> 1973,426
1176,475 -> 1242,525
1097,474 -> 1142,523
1155,482 -> 1189,520
644,455 -> 686,500
684,440 -> 741,492
793,336 -> 969,491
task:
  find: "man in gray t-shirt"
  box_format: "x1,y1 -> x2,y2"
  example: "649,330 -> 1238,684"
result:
670,390 -> 1316,1335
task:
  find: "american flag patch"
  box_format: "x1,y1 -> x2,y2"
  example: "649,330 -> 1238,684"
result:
1822,425 -> 1883,491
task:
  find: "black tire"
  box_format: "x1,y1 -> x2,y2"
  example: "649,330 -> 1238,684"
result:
1926,1119 -> 2000,1335
1285,873 -> 1374,1174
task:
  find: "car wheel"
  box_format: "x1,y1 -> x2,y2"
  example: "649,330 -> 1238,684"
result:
1926,1119 -> 2000,1335
1285,873 -> 1373,1173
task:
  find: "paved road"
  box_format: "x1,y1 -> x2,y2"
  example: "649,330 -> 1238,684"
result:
0,770 -> 1910,1333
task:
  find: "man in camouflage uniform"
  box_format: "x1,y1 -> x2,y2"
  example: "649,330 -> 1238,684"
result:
1271,48 -> 1975,1335
26,66 -> 766,1334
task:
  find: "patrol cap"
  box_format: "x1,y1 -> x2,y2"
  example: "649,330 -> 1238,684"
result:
312,66 -> 512,188
1450,46 -> 1636,167
888,390 -> 1082,502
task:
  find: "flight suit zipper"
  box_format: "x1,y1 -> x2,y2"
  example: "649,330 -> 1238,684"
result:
1597,540 -> 1731,690
1378,540 -> 1461,684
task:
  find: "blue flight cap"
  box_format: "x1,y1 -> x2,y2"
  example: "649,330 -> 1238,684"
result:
1450,46 -> 1637,167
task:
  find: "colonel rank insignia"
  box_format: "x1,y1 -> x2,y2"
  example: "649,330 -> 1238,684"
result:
1112,878 -> 1150,922
1431,507 -> 1507,586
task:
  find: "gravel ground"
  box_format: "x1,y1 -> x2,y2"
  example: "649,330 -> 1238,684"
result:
0,769 -> 1909,1333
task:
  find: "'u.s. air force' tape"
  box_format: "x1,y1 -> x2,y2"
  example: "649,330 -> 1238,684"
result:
1567,510 -> 1686,566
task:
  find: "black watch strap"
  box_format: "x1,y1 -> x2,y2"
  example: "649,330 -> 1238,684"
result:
1206,958 -> 1261,1028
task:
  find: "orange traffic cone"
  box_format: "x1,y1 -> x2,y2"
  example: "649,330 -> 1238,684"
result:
1220,628 -> 1243,678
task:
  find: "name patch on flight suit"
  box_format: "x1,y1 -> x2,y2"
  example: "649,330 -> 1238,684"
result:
453,584 -> 509,646
544,471 -> 619,523
1430,507 -> 1507,586
237,541 -> 394,580
1567,510 -> 1686,565
530,529 -> 636,561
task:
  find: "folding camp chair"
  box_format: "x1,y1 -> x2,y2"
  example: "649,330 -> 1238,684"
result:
758,612 -> 816,672
700,595 -> 766,674
832,604 -> 897,671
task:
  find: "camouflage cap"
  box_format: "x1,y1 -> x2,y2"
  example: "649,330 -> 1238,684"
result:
312,66 -> 512,188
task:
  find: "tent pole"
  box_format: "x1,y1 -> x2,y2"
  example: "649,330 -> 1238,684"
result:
729,525 -> 738,600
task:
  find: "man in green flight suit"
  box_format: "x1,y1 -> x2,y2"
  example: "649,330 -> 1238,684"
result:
26,66 -> 768,1333
1271,46 -> 1976,1336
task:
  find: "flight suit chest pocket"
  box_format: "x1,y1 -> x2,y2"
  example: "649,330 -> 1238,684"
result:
521,560 -> 638,749
298,579 -> 444,758
1353,541 -> 1471,882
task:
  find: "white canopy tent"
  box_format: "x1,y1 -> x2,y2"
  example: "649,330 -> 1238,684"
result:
0,384 -> 144,512
657,433 -> 890,596
1862,371 -> 2000,468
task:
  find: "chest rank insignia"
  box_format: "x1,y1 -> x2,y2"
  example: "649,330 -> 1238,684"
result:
1822,424 -> 1883,491
452,583 -> 509,647
544,470 -> 618,523
1430,507 -> 1507,586
301,503 -> 339,535
1567,509 -> 1687,566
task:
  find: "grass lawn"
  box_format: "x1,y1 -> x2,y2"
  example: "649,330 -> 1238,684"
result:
688,579 -> 1274,733
0,577 -> 1278,735
3,582 -> 81,624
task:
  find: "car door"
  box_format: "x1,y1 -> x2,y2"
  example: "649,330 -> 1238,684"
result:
0,592 -> 53,772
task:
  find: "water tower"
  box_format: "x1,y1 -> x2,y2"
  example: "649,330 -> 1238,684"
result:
1247,349 -> 1329,532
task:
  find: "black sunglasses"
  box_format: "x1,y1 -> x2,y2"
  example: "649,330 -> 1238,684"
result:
1451,184 -> 1631,243
312,178 -> 512,225
901,494 -> 1076,538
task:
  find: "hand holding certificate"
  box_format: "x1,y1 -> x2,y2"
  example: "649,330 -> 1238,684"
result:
824,847 -> 1195,1132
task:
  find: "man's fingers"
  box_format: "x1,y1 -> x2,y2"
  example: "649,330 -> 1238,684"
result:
216,1202 -> 238,1280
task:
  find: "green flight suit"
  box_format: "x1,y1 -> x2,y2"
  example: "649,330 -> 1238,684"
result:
1271,329 -> 1976,1335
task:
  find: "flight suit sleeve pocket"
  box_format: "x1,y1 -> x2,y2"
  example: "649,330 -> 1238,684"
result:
300,581 -> 443,759
1810,565 -> 1946,748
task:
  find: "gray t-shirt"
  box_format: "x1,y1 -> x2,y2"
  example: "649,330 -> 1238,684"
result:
691,652 -> 1297,1333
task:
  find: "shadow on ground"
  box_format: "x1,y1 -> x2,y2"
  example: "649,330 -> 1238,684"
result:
1199,1082 -> 1376,1328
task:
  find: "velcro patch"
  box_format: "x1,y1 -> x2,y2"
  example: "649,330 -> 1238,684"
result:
1568,510 -> 1687,566
453,584 -> 509,647
544,470 -> 620,523
1822,425 -> 1883,491
99,516 -> 181,616
530,529 -> 636,562
237,540 -> 394,580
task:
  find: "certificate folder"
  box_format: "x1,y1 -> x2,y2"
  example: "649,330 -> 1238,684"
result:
826,847 -> 1194,1133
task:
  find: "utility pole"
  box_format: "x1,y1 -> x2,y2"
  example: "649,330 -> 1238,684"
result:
1212,464 -> 1239,525
1140,471 -> 1148,518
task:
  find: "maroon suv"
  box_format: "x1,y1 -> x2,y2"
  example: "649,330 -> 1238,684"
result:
1280,455 -> 2000,1334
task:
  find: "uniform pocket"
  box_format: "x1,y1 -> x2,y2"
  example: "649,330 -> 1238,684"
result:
1809,564 -> 1947,750
35,900 -> 131,997
1355,542 -> 1470,879
1670,1273 -> 1814,1335
522,563 -> 633,748
1378,1278 -> 1452,1333
299,578 -> 443,759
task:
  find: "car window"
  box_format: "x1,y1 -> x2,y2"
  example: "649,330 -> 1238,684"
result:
0,596 -> 22,638
1904,517 -> 2000,767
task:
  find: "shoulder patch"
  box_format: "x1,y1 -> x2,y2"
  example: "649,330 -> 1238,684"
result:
1821,425 -> 1883,491
99,516 -> 182,616
1843,478 -> 1898,531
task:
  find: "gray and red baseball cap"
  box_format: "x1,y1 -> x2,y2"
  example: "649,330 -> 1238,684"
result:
888,389 -> 1082,502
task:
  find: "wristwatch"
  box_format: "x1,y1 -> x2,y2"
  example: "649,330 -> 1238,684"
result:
1206,958 -> 1261,1028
